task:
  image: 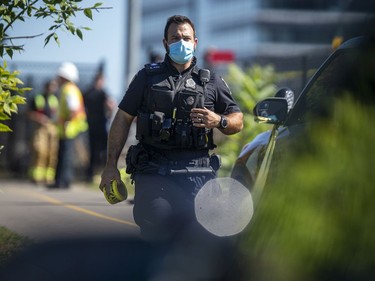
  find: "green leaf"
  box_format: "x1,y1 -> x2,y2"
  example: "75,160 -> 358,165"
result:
53,33 -> 60,46
0,122 -> 12,132
20,87 -> 32,92
13,77 -> 24,85
5,47 -> 13,58
68,24 -> 75,34
84,8 -> 93,20
2,15 -> 11,23
0,112 -> 11,121
27,6 -> 32,17
3,103 -> 10,115
76,28 -> 83,40
11,95 -> 26,104
44,33 -> 54,46
9,103 -> 18,113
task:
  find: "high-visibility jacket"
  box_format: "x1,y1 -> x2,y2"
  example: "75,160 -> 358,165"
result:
34,93 -> 59,117
57,82 -> 88,139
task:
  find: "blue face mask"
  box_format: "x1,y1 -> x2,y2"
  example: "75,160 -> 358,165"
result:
168,39 -> 195,64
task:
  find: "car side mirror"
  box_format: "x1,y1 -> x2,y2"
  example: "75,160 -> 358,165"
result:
253,98 -> 289,124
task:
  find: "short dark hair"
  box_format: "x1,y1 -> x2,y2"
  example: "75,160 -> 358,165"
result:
164,15 -> 196,40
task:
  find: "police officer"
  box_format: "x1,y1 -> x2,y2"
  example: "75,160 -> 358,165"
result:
100,15 -> 243,241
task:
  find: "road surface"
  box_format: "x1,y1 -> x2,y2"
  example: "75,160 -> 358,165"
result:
0,178 -> 139,242
0,179 -> 242,281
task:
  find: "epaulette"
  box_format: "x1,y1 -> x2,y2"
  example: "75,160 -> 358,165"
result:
191,65 -> 200,77
144,62 -> 165,74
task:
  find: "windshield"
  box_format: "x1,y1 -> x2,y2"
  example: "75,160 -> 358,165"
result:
286,44 -> 375,125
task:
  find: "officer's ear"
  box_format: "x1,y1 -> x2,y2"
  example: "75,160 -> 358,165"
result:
163,38 -> 169,54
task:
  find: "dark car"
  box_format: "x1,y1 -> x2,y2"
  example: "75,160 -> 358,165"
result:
231,36 -> 375,202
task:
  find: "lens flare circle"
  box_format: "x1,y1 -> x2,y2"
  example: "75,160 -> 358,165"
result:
195,177 -> 253,236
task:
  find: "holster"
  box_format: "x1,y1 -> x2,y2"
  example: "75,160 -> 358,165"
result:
125,144 -> 146,174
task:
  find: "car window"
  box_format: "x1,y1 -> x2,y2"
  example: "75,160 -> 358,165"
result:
286,47 -> 370,125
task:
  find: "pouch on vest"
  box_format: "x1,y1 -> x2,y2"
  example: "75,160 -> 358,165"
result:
136,112 -> 151,141
149,88 -> 175,114
192,127 -> 207,148
151,111 -> 173,142
175,120 -> 192,147
176,91 -> 204,119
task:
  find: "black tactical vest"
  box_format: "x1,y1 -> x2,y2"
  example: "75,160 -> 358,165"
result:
136,62 -> 215,150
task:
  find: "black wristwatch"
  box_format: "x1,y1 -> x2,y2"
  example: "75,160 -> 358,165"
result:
219,115 -> 228,129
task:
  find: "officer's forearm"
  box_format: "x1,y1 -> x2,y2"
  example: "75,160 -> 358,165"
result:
106,110 -> 134,168
221,112 -> 243,135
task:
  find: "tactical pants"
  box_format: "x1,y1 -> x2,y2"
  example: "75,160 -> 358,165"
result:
132,172 -> 242,280
29,123 -> 59,183
133,172 -> 215,242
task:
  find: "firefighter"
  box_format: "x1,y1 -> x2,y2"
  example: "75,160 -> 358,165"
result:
28,79 -> 59,184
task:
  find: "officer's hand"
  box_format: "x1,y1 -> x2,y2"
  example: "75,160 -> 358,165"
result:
191,107 -> 221,129
99,166 -> 121,195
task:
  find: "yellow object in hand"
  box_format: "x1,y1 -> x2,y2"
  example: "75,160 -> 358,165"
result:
103,179 -> 128,204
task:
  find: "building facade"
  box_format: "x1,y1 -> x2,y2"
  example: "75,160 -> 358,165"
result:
139,0 -> 372,71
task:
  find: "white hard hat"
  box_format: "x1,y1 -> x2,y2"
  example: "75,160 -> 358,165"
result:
57,62 -> 79,83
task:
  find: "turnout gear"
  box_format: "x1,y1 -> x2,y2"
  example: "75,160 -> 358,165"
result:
136,62 -> 215,150
29,91 -> 60,184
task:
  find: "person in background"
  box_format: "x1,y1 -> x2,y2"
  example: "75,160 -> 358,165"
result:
49,62 -> 88,189
83,72 -> 116,183
28,79 -> 59,185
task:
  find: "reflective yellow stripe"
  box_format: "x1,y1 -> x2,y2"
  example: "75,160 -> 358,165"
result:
34,94 -> 59,111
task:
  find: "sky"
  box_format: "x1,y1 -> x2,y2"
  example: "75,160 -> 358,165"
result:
9,0 -> 126,101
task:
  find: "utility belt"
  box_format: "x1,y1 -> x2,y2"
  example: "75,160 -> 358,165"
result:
136,111 -> 214,150
125,143 -> 221,178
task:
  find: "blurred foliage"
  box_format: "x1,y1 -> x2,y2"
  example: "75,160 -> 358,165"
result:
0,60 -> 29,132
0,0 -> 106,133
216,63 -> 279,176
240,97 -> 375,281
0,226 -> 32,268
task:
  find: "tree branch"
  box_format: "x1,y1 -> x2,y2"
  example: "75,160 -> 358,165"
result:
3,0 -> 39,34
3,33 -> 44,41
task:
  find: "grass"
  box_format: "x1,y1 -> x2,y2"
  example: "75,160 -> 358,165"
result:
0,226 -> 32,268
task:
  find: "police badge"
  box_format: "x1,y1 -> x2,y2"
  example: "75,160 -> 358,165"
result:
185,78 -> 196,89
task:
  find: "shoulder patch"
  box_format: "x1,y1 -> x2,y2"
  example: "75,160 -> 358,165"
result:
144,62 -> 165,74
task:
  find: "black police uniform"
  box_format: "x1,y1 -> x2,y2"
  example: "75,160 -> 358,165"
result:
119,55 -> 241,241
